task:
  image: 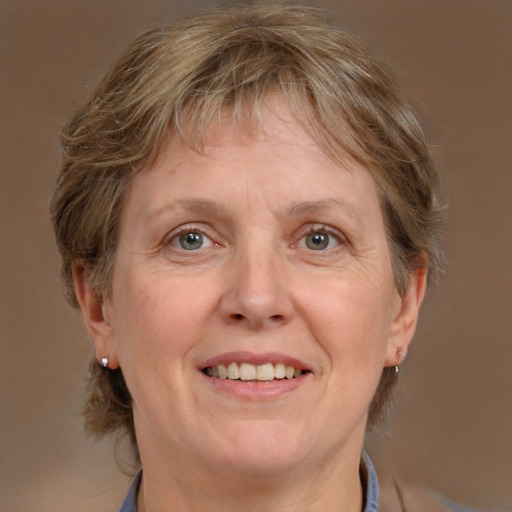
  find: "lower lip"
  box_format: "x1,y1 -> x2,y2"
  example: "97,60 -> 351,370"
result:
201,372 -> 310,399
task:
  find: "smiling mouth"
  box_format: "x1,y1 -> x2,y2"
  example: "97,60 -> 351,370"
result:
202,362 -> 309,382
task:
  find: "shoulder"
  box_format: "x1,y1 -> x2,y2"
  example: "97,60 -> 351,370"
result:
373,457 -> 484,512
394,482 -> 481,512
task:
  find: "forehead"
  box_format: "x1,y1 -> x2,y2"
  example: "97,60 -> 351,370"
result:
153,99 -> 360,176
124,103 -> 384,236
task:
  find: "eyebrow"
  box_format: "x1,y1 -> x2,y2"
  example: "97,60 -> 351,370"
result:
145,197 -> 362,223
145,199 -> 233,223
287,198 -> 362,220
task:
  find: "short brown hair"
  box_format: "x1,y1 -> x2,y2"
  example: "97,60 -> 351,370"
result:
50,2 -> 446,458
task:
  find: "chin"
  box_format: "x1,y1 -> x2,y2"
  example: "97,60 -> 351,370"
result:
207,420 -> 313,477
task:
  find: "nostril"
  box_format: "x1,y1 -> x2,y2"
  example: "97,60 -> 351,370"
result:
229,313 -> 285,324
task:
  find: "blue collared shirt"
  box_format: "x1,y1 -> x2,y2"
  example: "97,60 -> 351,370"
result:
118,455 -> 478,512
119,471 -> 139,512
119,455 -> 380,512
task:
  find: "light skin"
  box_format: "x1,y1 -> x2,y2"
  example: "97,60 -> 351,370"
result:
74,104 -> 426,512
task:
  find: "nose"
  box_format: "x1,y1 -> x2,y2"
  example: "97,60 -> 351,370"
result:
219,242 -> 294,330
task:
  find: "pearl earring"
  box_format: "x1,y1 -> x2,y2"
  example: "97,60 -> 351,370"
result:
395,351 -> 405,374
100,351 -> 110,368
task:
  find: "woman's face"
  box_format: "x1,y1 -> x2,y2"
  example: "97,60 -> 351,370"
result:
85,105 -> 422,479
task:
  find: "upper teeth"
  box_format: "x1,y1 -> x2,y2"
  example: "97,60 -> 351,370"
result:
205,362 -> 304,381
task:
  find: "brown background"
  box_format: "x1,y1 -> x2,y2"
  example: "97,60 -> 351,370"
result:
1,1 -> 511,511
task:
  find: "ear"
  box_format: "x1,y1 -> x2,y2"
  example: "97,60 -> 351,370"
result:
72,262 -> 120,369
385,266 -> 427,367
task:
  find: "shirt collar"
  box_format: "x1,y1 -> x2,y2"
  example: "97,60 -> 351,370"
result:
119,470 -> 140,512
119,454 -> 380,512
362,451 -> 380,512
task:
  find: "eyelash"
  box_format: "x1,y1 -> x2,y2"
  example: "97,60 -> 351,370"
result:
295,225 -> 347,252
164,225 -> 216,251
162,224 -> 347,253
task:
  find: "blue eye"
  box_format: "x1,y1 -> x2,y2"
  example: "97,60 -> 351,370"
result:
300,230 -> 340,251
172,231 -> 213,251
179,232 -> 203,250
305,232 -> 329,250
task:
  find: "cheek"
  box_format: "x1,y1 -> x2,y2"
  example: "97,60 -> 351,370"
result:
297,275 -> 394,370
109,273 -> 208,425
111,273 -> 206,369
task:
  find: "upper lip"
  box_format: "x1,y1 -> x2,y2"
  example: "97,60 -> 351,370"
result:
199,351 -> 311,371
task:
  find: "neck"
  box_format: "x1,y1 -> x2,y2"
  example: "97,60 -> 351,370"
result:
137,443 -> 365,512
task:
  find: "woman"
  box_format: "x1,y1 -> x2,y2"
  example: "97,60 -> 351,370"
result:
49,4 -> 471,511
